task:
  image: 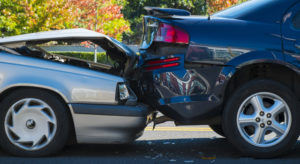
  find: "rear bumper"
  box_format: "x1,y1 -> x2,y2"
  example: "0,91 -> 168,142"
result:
143,93 -> 222,124
69,103 -> 149,144
156,95 -> 223,124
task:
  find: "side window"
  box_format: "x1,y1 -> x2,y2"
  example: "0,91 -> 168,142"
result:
293,11 -> 300,29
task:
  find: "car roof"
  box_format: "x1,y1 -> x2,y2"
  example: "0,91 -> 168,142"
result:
0,28 -> 108,44
213,0 -> 299,23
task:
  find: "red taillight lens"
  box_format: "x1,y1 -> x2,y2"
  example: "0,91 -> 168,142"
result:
146,57 -> 180,65
145,63 -> 180,71
144,57 -> 180,71
154,23 -> 189,44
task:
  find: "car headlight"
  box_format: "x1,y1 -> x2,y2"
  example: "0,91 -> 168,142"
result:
118,83 -> 130,101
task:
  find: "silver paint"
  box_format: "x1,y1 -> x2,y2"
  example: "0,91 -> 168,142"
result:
236,92 -> 292,147
0,52 -> 123,104
0,29 -> 130,57
0,29 -> 106,44
69,105 -> 146,143
0,29 -> 146,144
4,98 -> 57,150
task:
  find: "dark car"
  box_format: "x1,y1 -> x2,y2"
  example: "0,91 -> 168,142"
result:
137,0 -> 300,158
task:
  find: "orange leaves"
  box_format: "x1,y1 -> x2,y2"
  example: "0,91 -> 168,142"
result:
80,40 -> 94,48
68,0 -> 130,40
0,0 -> 130,39
207,0 -> 243,14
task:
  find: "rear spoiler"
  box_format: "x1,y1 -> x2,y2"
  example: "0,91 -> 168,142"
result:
144,7 -> 191,17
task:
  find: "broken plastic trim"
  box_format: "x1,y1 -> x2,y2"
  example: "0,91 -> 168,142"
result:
152,115 -> 174,130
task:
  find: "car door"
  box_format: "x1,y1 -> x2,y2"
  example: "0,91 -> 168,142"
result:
282,2 -> 300,57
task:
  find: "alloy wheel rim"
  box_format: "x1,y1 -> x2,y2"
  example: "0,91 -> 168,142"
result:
4,98 -> 57,151
236,92 -> 292,147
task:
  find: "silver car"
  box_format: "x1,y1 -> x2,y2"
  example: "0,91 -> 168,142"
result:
0,29 -> 150,156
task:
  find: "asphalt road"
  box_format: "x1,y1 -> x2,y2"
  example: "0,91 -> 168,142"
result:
1,122 -> 300,164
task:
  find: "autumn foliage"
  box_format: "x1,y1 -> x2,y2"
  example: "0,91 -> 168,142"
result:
207,0 -> 248,14
69,0 -> 130,40
0,0 -> 130,41
0,0 -> 247,41
0,0 -> 74,36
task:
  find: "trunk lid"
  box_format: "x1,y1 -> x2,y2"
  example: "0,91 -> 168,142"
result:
0,29 -> 138,78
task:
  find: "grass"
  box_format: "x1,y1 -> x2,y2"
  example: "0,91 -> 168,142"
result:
49,51 -> 109,63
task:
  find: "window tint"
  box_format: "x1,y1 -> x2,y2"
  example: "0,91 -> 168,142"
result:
293,11 -> 300,29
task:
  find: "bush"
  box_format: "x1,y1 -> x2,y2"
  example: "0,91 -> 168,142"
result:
49,51 -> 109,63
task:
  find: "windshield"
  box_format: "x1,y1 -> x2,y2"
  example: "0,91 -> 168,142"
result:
213,0 -> 275,19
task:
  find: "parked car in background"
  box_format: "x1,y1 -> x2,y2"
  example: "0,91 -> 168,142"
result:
138,0 -> 300,158
0,29 -> 150,157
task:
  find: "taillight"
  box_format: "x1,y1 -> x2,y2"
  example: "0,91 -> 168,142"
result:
154,23 -> 189,44
144,57 -> 180,71
146,57 -> 180,65
118,83 -> 130,101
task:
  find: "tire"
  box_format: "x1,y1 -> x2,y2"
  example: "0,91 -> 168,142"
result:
209,124 -> 225,137
0,88 -> 72,157
222,80 -> 300,158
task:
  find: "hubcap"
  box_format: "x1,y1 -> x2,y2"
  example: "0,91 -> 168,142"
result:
4,98 -> 57,151
26,119 -> 36,129
237,92 -> 292,147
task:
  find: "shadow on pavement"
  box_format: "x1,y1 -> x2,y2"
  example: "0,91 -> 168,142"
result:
0,138 -> 300,163
61,138 -> 238,158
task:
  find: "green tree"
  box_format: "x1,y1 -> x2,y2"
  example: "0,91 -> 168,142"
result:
0,0 -> 130,41
122,0 -> 207,44
0,0 -> 73,37
207,0 -> 248,14
122,0 -> 248,44
69,0 -> 130,41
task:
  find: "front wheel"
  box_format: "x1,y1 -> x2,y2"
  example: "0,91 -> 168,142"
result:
222,80 -> 300,158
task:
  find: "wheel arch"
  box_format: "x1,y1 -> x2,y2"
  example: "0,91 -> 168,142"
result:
223,62 -> 300,104
0,84 -> 69,104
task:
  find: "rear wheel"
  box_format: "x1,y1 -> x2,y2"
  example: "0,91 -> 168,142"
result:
222,80 -> 300,158
0,89 -> 71,157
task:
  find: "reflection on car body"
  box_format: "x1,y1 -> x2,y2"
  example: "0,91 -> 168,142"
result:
159,70 -> 208,96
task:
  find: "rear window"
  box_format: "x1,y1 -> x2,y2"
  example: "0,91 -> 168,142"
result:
293,11 -> 300,29
36,40 -> 113,65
